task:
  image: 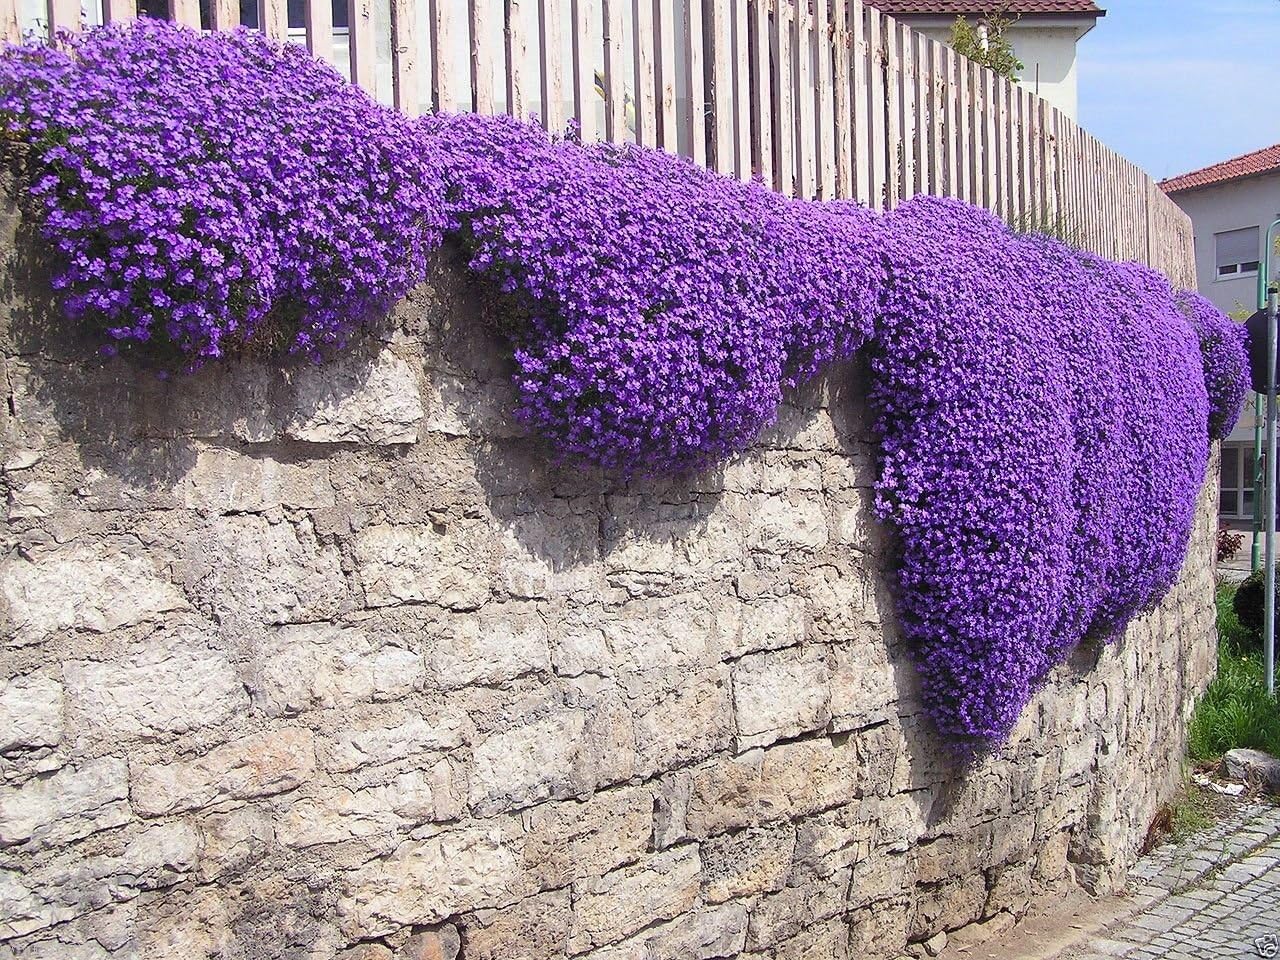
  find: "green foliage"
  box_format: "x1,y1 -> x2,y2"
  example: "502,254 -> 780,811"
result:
1008,208 -> 1085,248
1231,569 -> 1272,646
1187,582 -> 1280,760
949,13 -> 1023,81
1168,785 -> 1214,842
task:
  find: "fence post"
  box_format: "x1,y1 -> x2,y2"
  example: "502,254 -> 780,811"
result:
540,0 -> 566,134
633,0 -> 657,146
391,0 -> 420,116
306,0 -> 334,64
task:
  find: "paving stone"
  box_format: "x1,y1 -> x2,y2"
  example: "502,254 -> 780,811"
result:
1067,820 -> 1280,960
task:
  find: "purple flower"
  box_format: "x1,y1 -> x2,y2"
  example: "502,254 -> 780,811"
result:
1,23 -> 1249,748
0,20 -> 445,363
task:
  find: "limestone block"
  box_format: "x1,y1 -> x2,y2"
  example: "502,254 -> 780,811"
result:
746,869 -> 850,950
0,757 -> 129,848
627,903 -> 750,960
132,886 -> 234,959
985,863 -> 1032,918
120,821 -> 202,887
131,728 -> 316,816
179,447 -> 334,513
520,786 -> 652,889
829,639 -> 899,732
832,490 -> 876,548
569,845 -> 702,952
0,672 -> 62,751
64,635 -> 247,739
0,868 -> 51,939
7,478 -> 56,520
728,597 -> 808,659
653,772 -> 692,850
732,647 -> 831,750
723,452 -> 822,495
910,873 -> 987,940
341,822 -> 524,937
277,787 -> 403,851
321,710 -> 468,774
191,514 -> 346,625
494,511 -> 600,601
385,762 -> 467,824
770,915 -> 850,960
251,623 -> 424,716
197,807 -> 274,881
685,739 -> 858,839
2,547 -> 186,646
463,890 -> 572,960
431,606 -> 550,688
746,497 -> 828,555
791,805 -> 873,879
355,522 -> 491,610
597,596 -> 723,692
871,790 -> 933,855
573,680 -> 639,788
1223,748 -> 1280,790
285,350 -> 423,445
633,667 -> 733,777
278,761 -> 462,849
400,923 -> 462,960
468,709 -> 587,815
701,825 -> 796,903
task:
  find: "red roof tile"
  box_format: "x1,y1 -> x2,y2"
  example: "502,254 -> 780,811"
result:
868,0 -> 1103,15
1160,143 -> 1280,195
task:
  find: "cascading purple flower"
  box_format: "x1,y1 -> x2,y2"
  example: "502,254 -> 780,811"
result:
424,112 -> 884,474
0,20 -> 445,361
872,197 -> 1235,743
0,22 -> 1249,747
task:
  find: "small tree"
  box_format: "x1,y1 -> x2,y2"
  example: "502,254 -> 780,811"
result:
949,13 -> 1023,81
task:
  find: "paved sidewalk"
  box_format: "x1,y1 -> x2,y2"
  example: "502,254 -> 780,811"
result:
1061,801 -> 1280,960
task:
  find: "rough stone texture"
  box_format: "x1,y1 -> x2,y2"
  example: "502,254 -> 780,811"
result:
1222,748 -> 1280,791
0,163 -> 1220,959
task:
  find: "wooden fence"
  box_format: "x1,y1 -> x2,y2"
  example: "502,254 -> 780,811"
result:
3,0 -> 1196,288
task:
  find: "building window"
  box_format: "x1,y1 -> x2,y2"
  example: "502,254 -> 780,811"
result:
1220,443 -> 1256,520
1216,226 -> 1261,279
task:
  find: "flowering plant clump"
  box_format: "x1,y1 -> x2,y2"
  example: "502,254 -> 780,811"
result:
0,21 -> 444,361
872,197 -> 1241,742
425,112 -> 884,473
0,25 -> 1250,746
1175,289 -> 1250,441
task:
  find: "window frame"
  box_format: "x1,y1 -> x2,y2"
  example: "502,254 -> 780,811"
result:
1215,226 -> 1261,282
1220,443 -> 1257,521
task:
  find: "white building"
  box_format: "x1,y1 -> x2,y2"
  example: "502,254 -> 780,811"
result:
866,0 -> 1104,121
1162,144 -> 1280,526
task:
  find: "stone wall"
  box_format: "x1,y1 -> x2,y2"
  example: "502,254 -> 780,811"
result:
0,165 -> 1219,960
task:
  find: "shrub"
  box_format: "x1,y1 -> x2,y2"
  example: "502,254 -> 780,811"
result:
1231,569 -> 1275,642
949,13 -> 1023,81
1217,527 -> 1244,563
0,21 -> 445,362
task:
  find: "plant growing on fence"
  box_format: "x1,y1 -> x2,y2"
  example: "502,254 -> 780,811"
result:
0,22 -> 1250,749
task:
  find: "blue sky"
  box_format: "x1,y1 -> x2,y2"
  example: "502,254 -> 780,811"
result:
1077,0 -> 1280,181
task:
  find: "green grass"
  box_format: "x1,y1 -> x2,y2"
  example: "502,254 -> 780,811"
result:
1187,582 -> 1280,761
1167,785 -> 1214,842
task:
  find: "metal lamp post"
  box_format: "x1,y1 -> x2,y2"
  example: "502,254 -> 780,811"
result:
1259,219 -> 1280,699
